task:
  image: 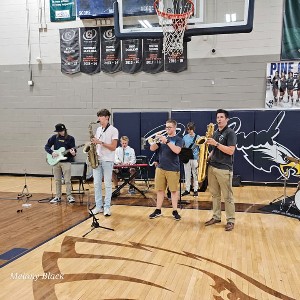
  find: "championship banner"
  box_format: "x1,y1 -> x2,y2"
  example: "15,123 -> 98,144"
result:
142,38 -> 164,74
50,0 -> 76,22
60,28 -> 80,74
80,27 -> 100,74
122,39 -> 143,74
100,27 -> 121,74
265,61 -> 300,109
281,0 -> 300,60
165,43 -> 187,73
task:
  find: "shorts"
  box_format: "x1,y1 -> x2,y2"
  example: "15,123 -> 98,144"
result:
155,168 -> 180,192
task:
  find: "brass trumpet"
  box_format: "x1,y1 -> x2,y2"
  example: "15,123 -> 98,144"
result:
148,136 -> 161,145
147,131 -> 164,145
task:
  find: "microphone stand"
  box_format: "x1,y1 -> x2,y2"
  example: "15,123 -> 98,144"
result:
17,170 -> 32,200
82,209 -> 114,237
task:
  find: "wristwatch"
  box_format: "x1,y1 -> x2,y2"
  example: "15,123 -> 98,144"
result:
166,139 -> 170,144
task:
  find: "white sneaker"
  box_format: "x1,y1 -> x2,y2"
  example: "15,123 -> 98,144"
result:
91,207 -> 103,215
50,197 -> 61,204
67,196 -> 75,203
104,207 -> 111,217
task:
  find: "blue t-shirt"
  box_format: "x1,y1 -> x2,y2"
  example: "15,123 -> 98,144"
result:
157,135 -> 183,171
183,134 -> 200,159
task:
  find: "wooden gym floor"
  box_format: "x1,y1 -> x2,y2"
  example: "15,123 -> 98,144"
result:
0,175 -> 299,300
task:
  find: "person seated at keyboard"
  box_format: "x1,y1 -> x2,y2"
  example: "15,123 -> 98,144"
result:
112,136 -> 137,194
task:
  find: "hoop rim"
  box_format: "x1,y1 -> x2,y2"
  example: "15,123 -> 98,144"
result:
154,0 -> 194,20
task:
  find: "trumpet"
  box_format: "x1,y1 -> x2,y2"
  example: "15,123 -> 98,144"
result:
147,131 -> 164,145
148,136 -> 161,145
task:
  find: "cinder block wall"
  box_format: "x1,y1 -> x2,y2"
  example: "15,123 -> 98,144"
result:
0,0 -> 284,174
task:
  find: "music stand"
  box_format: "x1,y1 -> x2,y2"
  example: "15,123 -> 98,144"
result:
82,209 -> 114,238
270,172 -> 293,211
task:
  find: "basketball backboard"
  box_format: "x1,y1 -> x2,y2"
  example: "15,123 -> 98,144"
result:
114,0 -> 254,39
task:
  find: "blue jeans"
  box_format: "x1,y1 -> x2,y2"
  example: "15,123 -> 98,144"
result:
92,161 -> 114,209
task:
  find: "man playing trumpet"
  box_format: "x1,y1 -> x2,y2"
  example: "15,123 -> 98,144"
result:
148,119 -> 183,221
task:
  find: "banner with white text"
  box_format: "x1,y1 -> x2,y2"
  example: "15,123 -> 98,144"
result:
100,27 -> 121,73
80,27 -> 100,74
50,0 -> 76,22
60,28 -> 80,74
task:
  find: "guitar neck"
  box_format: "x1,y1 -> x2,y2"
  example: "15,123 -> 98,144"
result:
62,144 -> 85,156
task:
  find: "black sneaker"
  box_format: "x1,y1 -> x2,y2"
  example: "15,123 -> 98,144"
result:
181,190 -> 190,197
193,191 -> 198,197
149,209 -> 162,219
172,210 -> 181,221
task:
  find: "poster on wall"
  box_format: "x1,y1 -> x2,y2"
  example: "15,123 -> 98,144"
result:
265,61 -> 300,109
100,27 -> 121,73
50,0 -> 76,22
281,0 -> 300,60
80,27 -> 100,74
142,38 -> 164,74
122,39 -> 142,74
165,43 -> 187,73
60,28 -> 80,74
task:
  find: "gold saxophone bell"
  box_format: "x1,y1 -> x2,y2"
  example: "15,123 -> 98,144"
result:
83,143 -> 91,153
195,137 -> 207,145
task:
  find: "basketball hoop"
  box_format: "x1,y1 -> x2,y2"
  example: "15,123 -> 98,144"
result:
154,0 -> 194,56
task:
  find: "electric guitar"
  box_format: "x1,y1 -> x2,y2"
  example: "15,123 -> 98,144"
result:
46,144 -> 85,166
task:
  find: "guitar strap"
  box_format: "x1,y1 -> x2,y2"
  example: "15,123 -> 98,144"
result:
188,135 -> 198,149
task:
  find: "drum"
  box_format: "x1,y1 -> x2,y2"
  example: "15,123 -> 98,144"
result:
294,190 -> 300,211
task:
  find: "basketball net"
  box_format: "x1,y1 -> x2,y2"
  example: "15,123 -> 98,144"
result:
154,0 -> 194,56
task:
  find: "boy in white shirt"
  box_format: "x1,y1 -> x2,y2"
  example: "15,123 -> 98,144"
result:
113,136 -> 137,194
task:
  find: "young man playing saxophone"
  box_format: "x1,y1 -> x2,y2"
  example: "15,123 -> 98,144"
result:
205,109 -> 237,231
91,109 -> 118,217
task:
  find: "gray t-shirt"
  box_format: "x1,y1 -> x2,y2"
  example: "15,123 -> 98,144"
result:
209,126 -> 237,171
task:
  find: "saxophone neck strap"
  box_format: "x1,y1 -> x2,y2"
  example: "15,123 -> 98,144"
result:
102,123 -> 110,133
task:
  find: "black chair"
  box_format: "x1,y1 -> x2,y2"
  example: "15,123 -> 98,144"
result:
135,155 -> 150,189
71,162 -> 87,194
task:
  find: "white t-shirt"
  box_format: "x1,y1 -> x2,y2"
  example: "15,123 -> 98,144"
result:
95,124 -> 119,162
115,146 -> 136,165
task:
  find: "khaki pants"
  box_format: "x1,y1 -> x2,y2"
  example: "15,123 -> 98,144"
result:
53,162 -> 72,198
208,165 -> 235,223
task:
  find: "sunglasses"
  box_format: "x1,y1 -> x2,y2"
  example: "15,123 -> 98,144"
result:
17,209 -> 23,213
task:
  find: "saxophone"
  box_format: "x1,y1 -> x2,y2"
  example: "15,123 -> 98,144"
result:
83,122 -> 99,169
196,123 -> 215,183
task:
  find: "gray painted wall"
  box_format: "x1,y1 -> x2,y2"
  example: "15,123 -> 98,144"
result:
0,1 -> 284,174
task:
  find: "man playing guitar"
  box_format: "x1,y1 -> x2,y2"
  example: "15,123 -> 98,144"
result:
45,123 -> 76,204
